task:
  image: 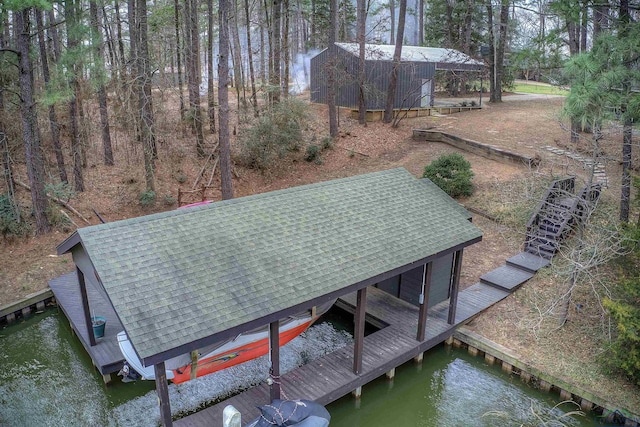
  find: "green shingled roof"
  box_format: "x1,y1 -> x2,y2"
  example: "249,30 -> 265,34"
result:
63,168 -> 482,364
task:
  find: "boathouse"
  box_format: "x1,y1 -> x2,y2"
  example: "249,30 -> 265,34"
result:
310,43 -> 485,110
56,168 -> 483,426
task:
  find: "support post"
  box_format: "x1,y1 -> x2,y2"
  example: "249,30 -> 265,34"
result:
269,321 -> 281,401
77,267 -> 96,346
417,262 -> 432,341
353,287 -> 367,375
154,362 -> 173,427
447,250 -> 463,325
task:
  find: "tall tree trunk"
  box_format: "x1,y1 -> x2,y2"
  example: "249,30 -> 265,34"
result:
207,0 -> 216,132
566,6 -> 580,144
486,0 -> 497,102
619,0 -> 631,223
102,6 -> 118,70
47,10 -> 61,62
126,0 -> 142,143
260,16 -> 267,84
114,0 -> 126,68
418,0 -> 423,45
579,2 -> 587,53
230,2 -> 245,109
36,8 -> 68,183
593,2 -> 609,38
0,25 -> 19,223
66,0 -> 85,192
264,0 -> 273,87
383,0 -> 406,123
270,0 -> 282,103
17,8 -> 50,234
311,0 -> 316,48
327,0 -> 338,137
244,0 -> 259,116
389,0 -> 395,44
218,0 -> 234,199
90,0 -> 114,166
174,0 -> 186,121
185,0 -> 205,156
494,0 -> 509,102
230,3 -> 244,92
136,0 -> 156,192
356,0 -> 366,124
283,0 -> 290,99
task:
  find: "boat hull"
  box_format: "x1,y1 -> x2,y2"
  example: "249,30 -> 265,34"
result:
172,319 -> 312,383
117,316 -> 316,383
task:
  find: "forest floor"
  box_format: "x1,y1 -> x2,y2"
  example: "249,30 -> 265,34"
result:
1,89 -> 639,416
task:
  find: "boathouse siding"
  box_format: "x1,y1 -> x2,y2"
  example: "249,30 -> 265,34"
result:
374,252 -> 453,307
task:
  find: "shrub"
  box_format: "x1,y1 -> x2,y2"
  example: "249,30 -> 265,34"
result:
305,144 -> 320,162
46,204 -> 71,230
173,172 -> 187,184
321,136 -> 334,150
45,181 -> 76,202
422,153 -> 474,198
163,194 -> 177,206
0,193 -> 29,237
139,190 -> 156,207
236,99 -> 309,169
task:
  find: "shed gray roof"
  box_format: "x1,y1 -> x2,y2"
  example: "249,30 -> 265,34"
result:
335,43 -> 484,69
58,168 -> 482,366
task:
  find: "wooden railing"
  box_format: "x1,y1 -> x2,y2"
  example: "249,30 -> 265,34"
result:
524,177 -> 575,252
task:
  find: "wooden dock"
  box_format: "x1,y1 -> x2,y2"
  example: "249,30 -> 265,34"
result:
49,272 -> 124,381
175,282 -> 510,426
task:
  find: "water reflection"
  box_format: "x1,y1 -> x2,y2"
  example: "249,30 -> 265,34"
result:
327,346 -> 594,427
0,310 -> 352,426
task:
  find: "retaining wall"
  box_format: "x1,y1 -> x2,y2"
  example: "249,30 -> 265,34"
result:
412,129 -> 540,168
453,326 -> 639,427
0,288 -> 55,326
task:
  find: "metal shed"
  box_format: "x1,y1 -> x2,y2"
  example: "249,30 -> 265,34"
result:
310,43 -> 485,110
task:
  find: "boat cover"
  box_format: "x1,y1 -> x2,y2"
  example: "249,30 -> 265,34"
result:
245,399 -> 330,427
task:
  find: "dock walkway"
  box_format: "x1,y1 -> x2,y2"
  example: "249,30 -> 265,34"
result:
175,282 -> 510,426
49,272 -> 124,380
49,248 -> 548,425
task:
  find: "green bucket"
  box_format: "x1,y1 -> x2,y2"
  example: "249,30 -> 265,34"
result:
92,316 -> 106,339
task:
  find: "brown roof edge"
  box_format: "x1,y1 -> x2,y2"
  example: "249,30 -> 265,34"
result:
57,232 -> 82,255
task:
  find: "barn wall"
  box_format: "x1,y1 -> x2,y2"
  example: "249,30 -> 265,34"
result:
310,46 -> 360,107
310,46 -> 436,109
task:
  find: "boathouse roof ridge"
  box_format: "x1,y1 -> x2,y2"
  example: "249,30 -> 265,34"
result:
57,168 -> 482,366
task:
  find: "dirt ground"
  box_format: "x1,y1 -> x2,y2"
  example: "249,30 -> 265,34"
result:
0,94 -> 551,306
2,91 -> 639,413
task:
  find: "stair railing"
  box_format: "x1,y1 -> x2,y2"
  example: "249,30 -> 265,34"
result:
524,177 -> 575,252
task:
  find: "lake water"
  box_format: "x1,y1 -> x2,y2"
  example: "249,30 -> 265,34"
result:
0,309 -> 600,426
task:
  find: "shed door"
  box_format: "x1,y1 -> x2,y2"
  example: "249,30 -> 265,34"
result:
421,79 -> 433,108
429,253 -> 454,307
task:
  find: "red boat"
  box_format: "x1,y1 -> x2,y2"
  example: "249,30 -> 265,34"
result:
117,301 -> 333,383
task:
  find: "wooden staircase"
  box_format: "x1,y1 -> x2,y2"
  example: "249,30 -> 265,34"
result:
478,177 -> 602,295
524,177 -> 602,260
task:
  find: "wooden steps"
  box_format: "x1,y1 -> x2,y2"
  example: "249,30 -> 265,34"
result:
480,265 -> 534,292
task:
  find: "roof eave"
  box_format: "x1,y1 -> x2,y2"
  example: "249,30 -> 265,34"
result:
138,233 -> 482,367
57,232 -> 82,255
